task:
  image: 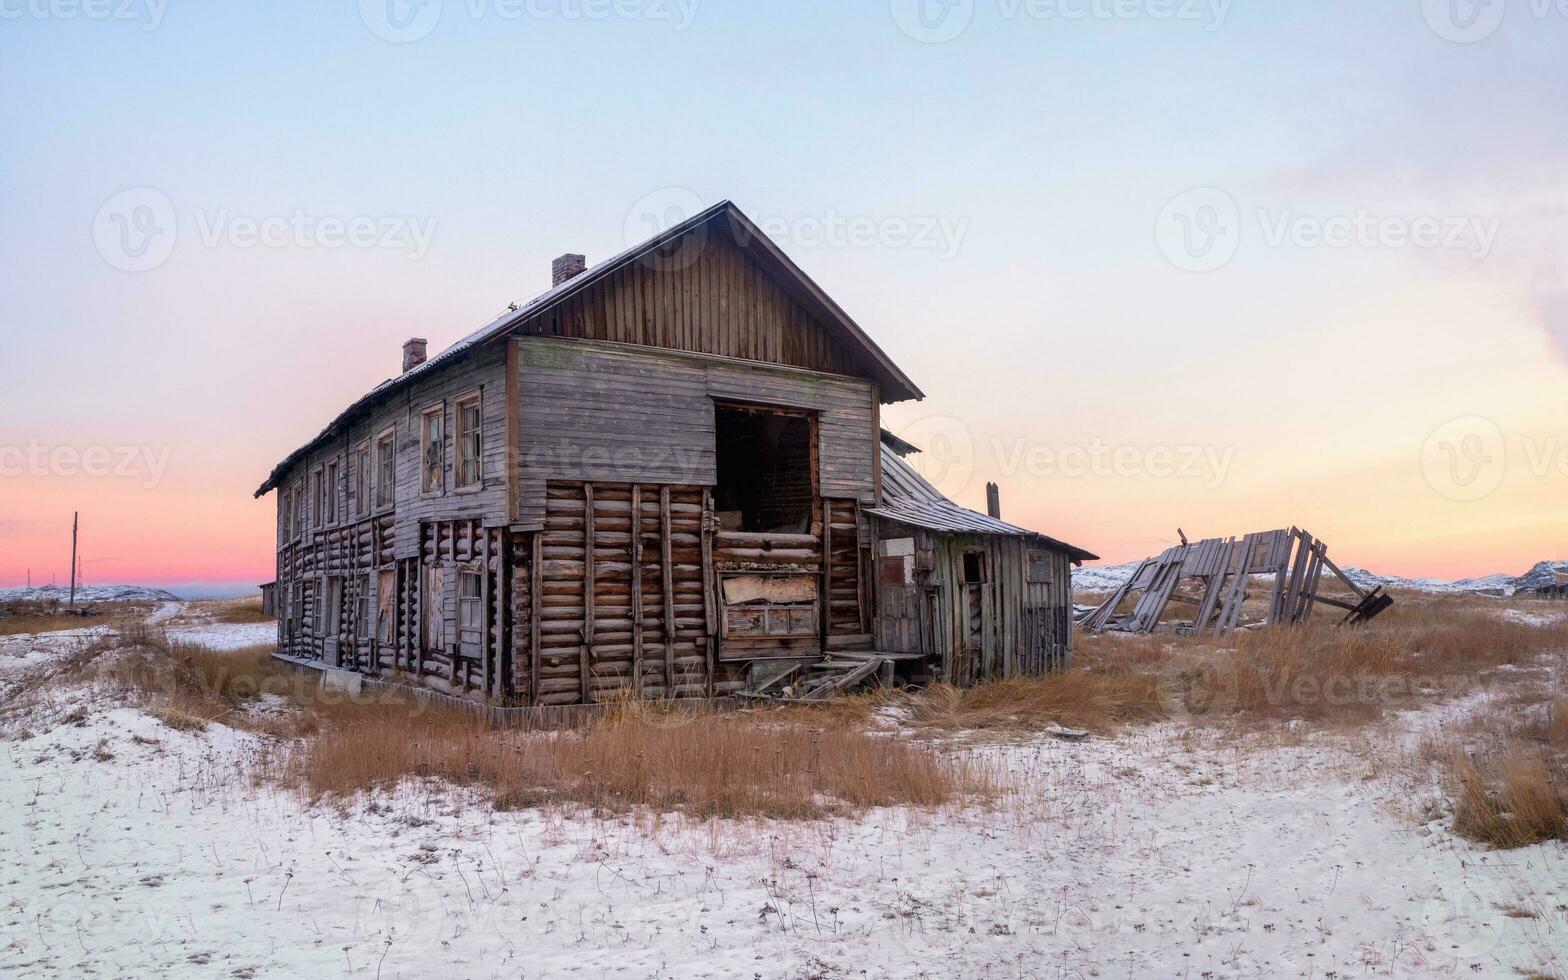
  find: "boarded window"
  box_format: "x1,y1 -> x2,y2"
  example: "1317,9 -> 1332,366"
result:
376,428 -> 396,507
324,576 -> 344,635
1027,551 -> 1051,584
456,394 -> 482,489
355,575 -> 373,639
423,566 -> 445,650
879,557 -> 910,586
421,406 -> 445,494
376,570 -> 396,644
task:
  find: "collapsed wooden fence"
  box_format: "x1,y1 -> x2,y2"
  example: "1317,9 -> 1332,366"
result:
1081,527 -> 1392,636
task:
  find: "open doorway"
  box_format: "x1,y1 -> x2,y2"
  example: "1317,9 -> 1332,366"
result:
713,403 -> 816,533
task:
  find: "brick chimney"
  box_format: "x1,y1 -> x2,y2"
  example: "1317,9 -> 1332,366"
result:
402,337 -> 428,373
552,253 -> 587,287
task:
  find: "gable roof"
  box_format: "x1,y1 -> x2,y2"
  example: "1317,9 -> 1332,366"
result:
256,200 -> 923,497
871,440 -> 1099,563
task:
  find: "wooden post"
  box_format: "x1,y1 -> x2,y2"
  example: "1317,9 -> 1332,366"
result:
821,498 -> 832,648
630,485 -> 645,698
529,531 -> 543,706
581,483 -> 595,705
660,486 -> 676,699
68,512 -> 78,607
480,528 -> 492,697
701,488 -> 716,698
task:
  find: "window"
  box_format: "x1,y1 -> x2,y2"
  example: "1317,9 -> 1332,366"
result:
293,485 -> 304,538
356,575 -> 373,639
458,571 -> 483,649
455,393 -> 482,489
712,403 -> 816,533
324,576 -> 344,635
376,428 -> 396,508
324,460 -> 340,524
353,442 -> 371,518
962,551 -> 988,585
420,406 -> 445,494
376,570 -> 395,644
308,469 -> 322,529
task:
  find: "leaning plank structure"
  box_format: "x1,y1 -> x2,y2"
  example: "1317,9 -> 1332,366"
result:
1081,527 -> 1393,636
256,200 -> 1096,708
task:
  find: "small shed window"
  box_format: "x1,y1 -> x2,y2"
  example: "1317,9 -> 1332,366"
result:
1027,551 -> 1051,584
962,550 -> 988,584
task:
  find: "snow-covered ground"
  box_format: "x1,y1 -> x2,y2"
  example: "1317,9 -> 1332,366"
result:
2,613 -> 1566,978
0,584 -> 180,603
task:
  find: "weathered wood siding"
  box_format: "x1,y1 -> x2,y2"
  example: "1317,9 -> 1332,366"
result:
870,520 -> 1074,684
513,336 -> 878,528
516,229 -> 869,378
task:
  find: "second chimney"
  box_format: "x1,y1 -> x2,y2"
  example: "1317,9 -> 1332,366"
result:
986,482 -> 1002,520
552,253 -> 587,287
403,337 -> 428,373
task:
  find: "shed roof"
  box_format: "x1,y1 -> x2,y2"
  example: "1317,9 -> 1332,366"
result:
256,200 -> 923,497
870,441 -> 1099,563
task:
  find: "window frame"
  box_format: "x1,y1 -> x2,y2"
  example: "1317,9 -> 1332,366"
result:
375,425 -> 397,510
309,466 -> 324,530
420,403 -> 446,497
324,457 -> 341,526
352,441 -> 371,519
453,389 -> 483,492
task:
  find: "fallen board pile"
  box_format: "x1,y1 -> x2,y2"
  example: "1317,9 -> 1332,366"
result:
1080,527 -> 1392,636
740,652 -> 892,702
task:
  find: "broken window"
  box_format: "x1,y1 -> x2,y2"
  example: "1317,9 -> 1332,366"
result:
376,570 -> 396,644
421,406 -> 445,495
962,550 -> 988,585
455,393 -> 482,489
353,442 -> 370,518
376,427 -> 396,508
712,404 -> 815,533
324,460 -> 340,524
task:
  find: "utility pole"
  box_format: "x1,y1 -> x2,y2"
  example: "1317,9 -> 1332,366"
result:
69,512 -> 79,607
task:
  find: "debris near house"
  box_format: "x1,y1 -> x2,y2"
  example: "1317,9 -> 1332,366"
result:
1080,527 -> 1393,636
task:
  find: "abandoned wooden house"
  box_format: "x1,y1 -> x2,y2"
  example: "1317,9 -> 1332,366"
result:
255,201 -> 1096,706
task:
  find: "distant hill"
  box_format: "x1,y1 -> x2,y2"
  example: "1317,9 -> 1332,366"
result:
1074,559 -> 1567,597
0,584 -> 180,604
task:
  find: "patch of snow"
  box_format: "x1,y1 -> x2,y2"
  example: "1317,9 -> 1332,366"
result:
0,584 -> 180,603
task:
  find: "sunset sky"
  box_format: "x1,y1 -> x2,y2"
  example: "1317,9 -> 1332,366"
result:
2,2 -> 1564,592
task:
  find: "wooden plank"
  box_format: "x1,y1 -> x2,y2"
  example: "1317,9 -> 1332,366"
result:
630,484 -> 644,698
529,530 -> 543,704
701,488 -> 716,698
660,486 -> 676,699
581,483 -> 595,705
480,528 -> 492,696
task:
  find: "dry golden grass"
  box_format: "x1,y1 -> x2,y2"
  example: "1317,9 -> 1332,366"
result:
266,698 -> 991,819
0,600 -> 156,636
1449,749 -> 1568,848
196,596 -> 273,625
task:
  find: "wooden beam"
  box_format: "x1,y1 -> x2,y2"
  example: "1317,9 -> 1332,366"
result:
581,483 -> 595,705
660,486 -> 676,699
529,531 -> 542,705
630,484 -> 644,698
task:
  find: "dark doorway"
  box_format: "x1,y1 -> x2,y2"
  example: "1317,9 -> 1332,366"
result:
713,404 -> 816,533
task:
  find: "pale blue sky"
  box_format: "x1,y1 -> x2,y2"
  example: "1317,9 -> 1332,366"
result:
1,0 -> 1564,585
